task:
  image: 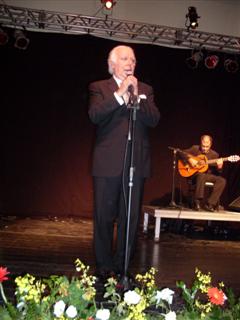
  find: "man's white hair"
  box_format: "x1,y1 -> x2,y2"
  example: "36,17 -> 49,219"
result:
107,45 -> 134,75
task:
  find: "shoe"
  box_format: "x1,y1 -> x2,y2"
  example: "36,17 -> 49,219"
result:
94,269 -> 107,283
204,203 -> 215,212
194,199 -> 201,211
112,267 -> 124,281
216,204 -> 224,211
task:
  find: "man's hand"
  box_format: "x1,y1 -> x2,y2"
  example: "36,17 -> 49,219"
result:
188,157 -> 199,168
216,158 -> 223,169
116,75 -> 138,97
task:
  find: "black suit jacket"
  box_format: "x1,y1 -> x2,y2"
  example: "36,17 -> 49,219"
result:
88,77 -> 160,177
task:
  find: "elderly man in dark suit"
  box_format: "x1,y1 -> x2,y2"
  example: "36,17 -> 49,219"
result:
88,45 -> 160,279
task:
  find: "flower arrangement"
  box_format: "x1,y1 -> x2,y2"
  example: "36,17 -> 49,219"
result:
1,261 -> 240,320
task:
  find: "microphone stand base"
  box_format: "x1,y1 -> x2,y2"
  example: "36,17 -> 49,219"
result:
167,202 -> 191,211
168,201 -> 178,208
119,274 -> 135,291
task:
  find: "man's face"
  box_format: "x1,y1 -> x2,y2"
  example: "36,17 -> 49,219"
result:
201,137 -> 212,154
111,47 -> 136,80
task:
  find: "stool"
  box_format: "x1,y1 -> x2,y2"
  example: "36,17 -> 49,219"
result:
204,181 -> 220,211
187,179 -> 219,210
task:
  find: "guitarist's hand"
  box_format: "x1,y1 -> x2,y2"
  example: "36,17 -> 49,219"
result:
216,158 -> 223,169
188,158 -> 198,168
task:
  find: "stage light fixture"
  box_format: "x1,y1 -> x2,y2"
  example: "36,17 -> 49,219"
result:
185,50 -> 203,69
103,0 -> 113,10
101,0 -> 115,10
224,58 -> 239,73
204,55 -> 219,69
186,6 -> 200,30
0,27 -> 8,46
38,11 -> 46,29
14,30 -> 30,50
101,0 -> 116,17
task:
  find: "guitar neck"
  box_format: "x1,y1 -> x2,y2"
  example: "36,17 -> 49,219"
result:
207,157 -> 228,165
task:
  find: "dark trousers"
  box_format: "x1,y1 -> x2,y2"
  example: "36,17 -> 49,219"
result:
93,175 -> 145,273
194,173 -> 226,206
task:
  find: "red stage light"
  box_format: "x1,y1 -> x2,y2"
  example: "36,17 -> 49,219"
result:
204,55 -> 219,69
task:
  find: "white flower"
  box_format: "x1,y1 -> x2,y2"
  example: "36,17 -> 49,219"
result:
96,308 -> 110,320
156,288 -> 175,305
66,305 -> 78,318
165,311 -> 177,320
16,301 -> 25,311
16,300 -> 27,315
124,290 -> 141,305
53,300 -> 66,317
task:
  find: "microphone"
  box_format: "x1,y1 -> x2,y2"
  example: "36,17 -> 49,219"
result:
128,84 -> 138,106
128,84 -> 134,94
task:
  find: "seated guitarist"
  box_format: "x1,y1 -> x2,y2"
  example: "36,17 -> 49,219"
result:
182,134 -> 226,212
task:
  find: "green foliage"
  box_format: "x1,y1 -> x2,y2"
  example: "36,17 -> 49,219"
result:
0,303 -> 20,320
176,280 -> 198,312
225,287 -> 240,320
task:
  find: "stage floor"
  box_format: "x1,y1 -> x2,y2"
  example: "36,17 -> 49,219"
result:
1,213 -> 240,298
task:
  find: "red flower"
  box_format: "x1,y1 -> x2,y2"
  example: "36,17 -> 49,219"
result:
0,267 -> 10,283
207,287 -> 225,305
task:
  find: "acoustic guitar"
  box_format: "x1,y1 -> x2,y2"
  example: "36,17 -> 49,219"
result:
178,154 -> 240,177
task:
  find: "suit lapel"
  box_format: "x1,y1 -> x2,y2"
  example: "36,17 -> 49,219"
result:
107,77 -> 118,92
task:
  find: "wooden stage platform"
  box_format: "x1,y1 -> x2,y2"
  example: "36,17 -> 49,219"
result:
143,205 -> 240,241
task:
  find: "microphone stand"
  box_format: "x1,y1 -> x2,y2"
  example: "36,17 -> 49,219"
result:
120,97 -> 139,291
168,146 -> 180,208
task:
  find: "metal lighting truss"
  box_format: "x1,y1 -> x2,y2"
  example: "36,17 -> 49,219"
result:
0,4 -> 240,54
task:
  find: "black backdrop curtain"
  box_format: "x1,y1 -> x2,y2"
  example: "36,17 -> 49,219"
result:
1,30 -> 240,217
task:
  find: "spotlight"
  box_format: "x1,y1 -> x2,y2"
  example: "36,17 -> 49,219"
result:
14,30 -> 30,50
204,55 -> 219,69
224,59 -> 239,73
101,0 -> 115,10
185,50 -> 203,69
101,0 -> 116,17
0,28 -> 8,46
186,6 -> 200,30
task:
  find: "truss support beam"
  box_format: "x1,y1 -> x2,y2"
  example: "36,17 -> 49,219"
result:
0,4 -> 240,54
